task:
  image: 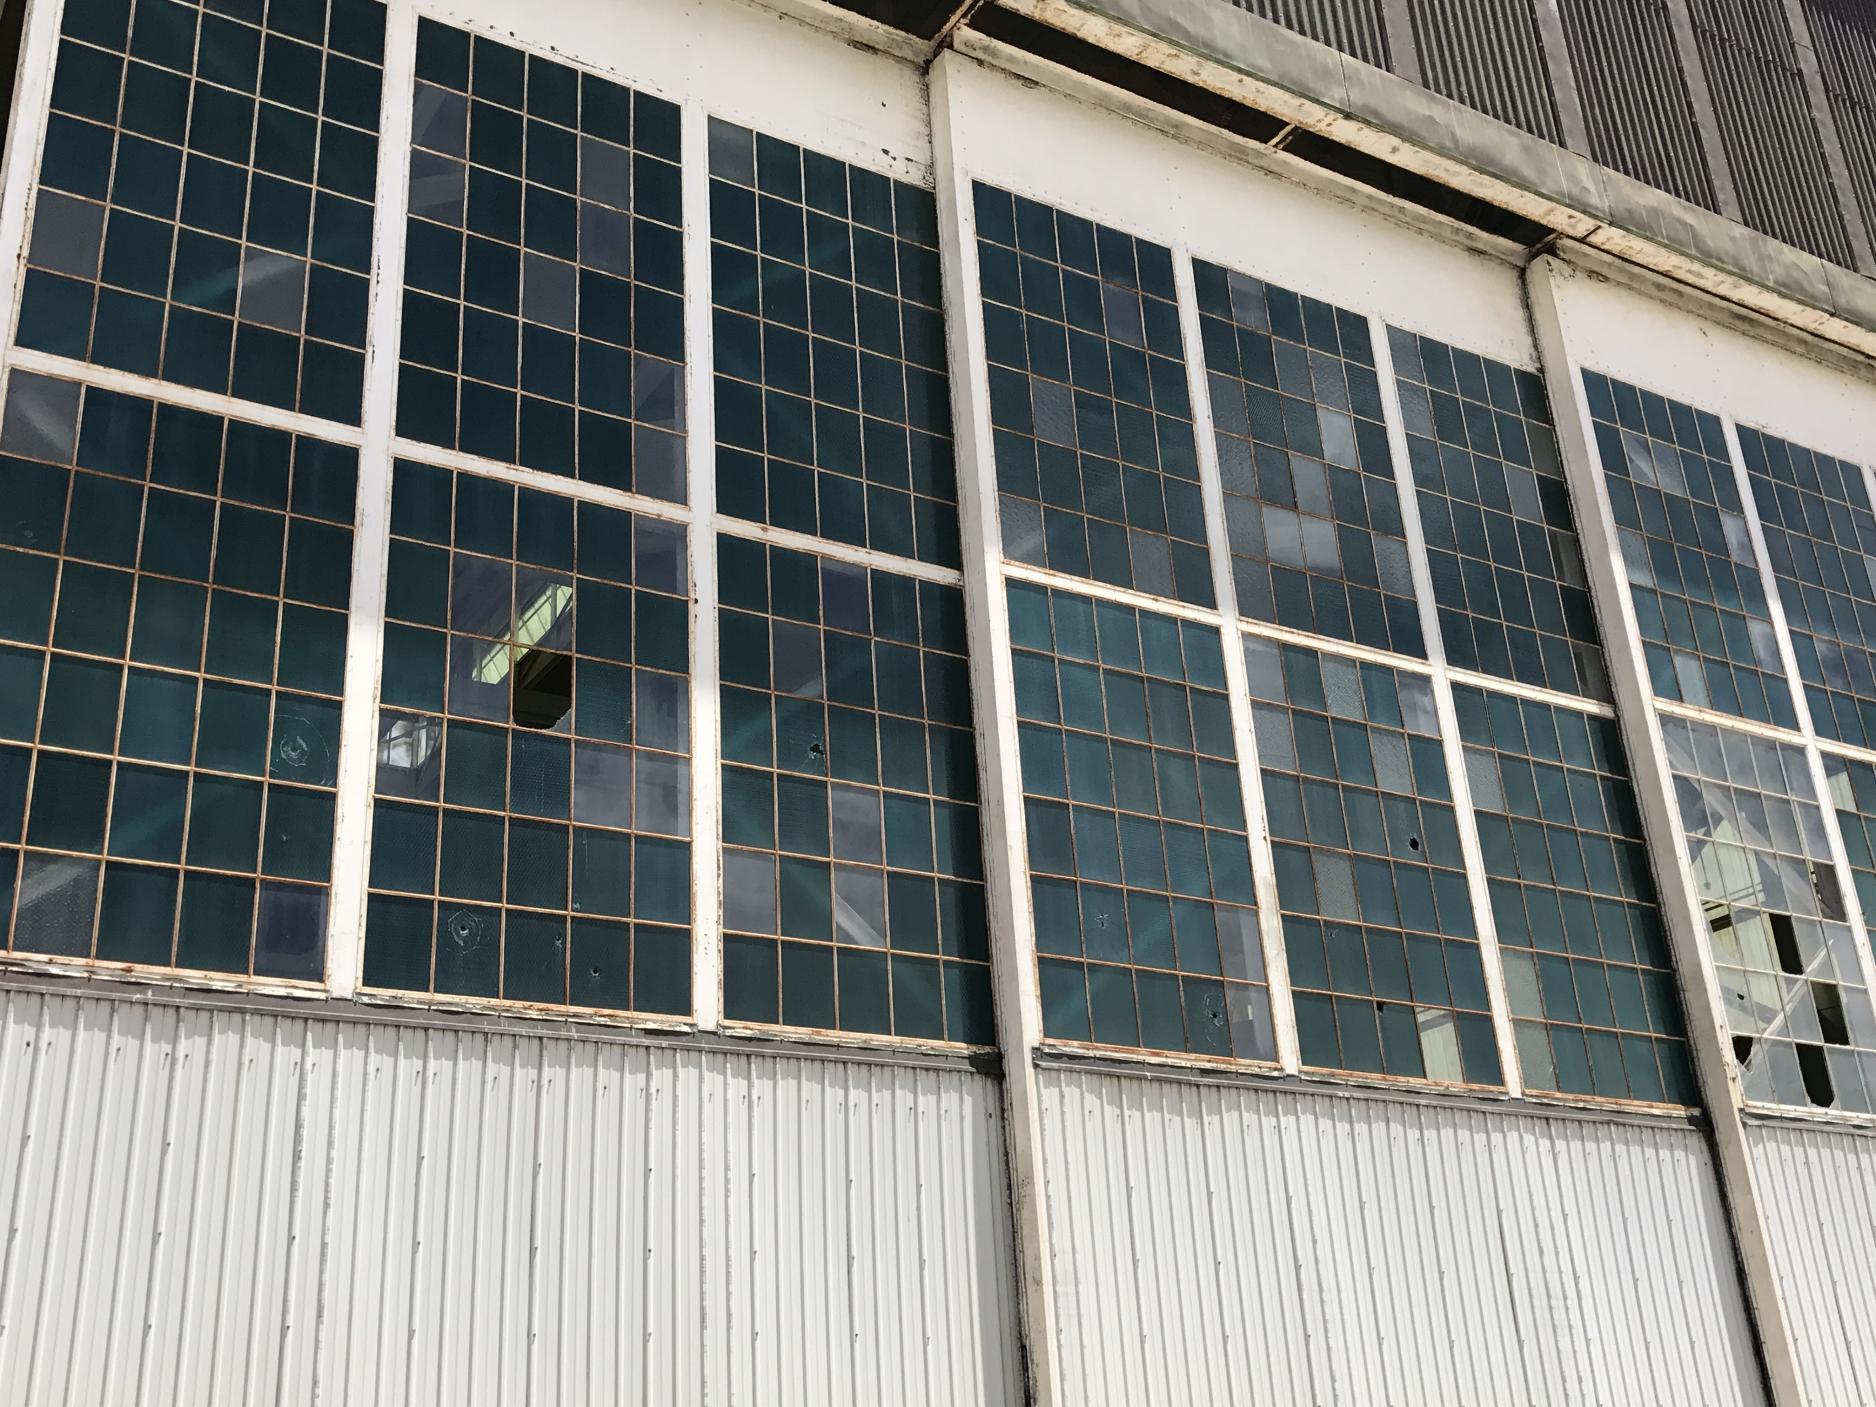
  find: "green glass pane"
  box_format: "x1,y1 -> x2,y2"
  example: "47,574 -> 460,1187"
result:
96,863 -> 179,966
176,872 -> 255,974
109,764 -> 188,862
363,893 -> 435,991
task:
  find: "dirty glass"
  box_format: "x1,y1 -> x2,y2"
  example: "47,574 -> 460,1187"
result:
1013,581 -> 1272,1059
977,184 -> 1213,607
718,535 -> 992,1041
710,120 -> 956,567
0,370 -> 353,978
396,20 -> 685,496
23,0 -> 385,423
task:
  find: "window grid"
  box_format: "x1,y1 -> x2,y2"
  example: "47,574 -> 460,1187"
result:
1740,424 -> 1876,750
716,536 -> 992,1043
394,20 -> 686,497
1195,260 -> 1421,658
360,459 -> 692,1016
1012,582 -> 1271,1061
0,369 -> 354,979
1249,638 -> 1500,1085
1456,684 -> 1694,1103
708,121 -> 958,569
1392,329 -> 1606,699
1584,371 -> 1796,729
976,185 -> 1214,608
22,0 -> 385,424
1667,715 -> 1876,1111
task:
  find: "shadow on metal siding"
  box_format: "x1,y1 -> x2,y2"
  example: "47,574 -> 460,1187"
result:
1557,0 -> 1721,210
1039,1067 -> 1765,1406
1749,1121 -> 1876,1406
1225,0 -> 1391,68
0,990 -> 1022,1407
1687,0 -> 1856,264
1406,0 -> 1563,143
1805,0 -> 1876,243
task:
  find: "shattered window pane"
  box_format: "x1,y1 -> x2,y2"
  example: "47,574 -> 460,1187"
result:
359,459 -> 693,1015
1673,716 -> 1876,1110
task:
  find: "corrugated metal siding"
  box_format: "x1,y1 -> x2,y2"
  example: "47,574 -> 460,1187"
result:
0,988 -> 1022,1407
1686,0 -> 1856,263
1225,0 -> 1391,68
1749,1120 -> 1876,1406
1558,0 -> 1721,209
1805,0 -> 1876,245
1039,1067 -> 1765,1407
1406,0 -> 1562,144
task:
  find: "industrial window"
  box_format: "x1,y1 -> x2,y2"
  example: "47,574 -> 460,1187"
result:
1584,372 -> 1795,729
709,121 -> 958,568
395,21 -> 685,496
1195,260 -> 1420,657
361,459 -> 691,1014
1393,329 -> 1606,699
1828,753 -> 1876,928
21,0 -> 384,425
0,369 -> 353,978
1248,638 -> 1499,1084
1667,715 -> 1876,1110
1013,582 -> 1270,1059
718,536 -> 992,1042
1740,425 -> 1876,749
1457,686 -> 1693,1103
976,185 -> 1213,607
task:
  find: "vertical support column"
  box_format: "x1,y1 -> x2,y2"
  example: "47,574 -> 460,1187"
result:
682,101 -> 723,1030
1661,0 -> 1746,221
326,0 -> 419,998
1776,0 -> 1876,275
1376,0 -> 1424,86
0,0 -> 65,350
1718,414 -> 1876,1021
1172,252 -> 1299,1073
928,50 -> 1061,1407
1370,318 -> 1524,1096
1532,0 -> 1594,158
1526,253 -> 1805,1407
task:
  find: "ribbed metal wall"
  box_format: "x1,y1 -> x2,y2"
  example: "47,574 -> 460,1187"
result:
1558,0 -> 1721,209
1806,0 -> 1876,242
1406,0 -> 1562,144
1038,1067 -> 1765,1407
1749,1120 -> 1876,1406
0,988 -> 1021,1407
1686,0 -> 1855,264
1225,0 -> 1391,67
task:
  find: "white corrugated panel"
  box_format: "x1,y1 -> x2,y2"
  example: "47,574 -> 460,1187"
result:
0,988 -> 1021,1407
1039,1066 -> 1765,1407
1749,1119 -> 1876,1406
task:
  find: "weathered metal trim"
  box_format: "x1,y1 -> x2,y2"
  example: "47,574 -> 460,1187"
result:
983,0 -> 1876,361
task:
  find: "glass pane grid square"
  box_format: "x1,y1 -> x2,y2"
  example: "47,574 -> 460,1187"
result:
1741,425 -> 1876,749
1392,328 -> 1606,698
1584,371 -> 1795,729
1669,715 -> 1876,1111
0,369 -> 356,981
717,535 -> 992,1044
709,120 -> 958,570
361,458 -> 692,1017
24,0 -> 386,424
1194,260 -> 1419,656
1456,684 -> 1693,1104
1011,581 -> 1273,1061
394,20 -> 686,499
1246,636 -> 1499,1085
976,184 -> 1214,608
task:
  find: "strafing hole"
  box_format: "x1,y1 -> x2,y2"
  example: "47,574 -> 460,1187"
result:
1408,836 -> 1421,852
